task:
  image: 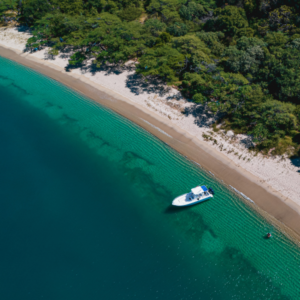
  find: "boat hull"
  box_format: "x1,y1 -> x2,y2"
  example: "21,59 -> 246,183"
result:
172,193 -> 213,207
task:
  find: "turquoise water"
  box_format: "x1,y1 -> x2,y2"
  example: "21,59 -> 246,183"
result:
0,56 -> 300,300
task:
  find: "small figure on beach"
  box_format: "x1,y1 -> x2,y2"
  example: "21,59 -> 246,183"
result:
266,233 -> 272,239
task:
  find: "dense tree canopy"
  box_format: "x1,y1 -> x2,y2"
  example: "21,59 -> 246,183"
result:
2,0 -> 300,154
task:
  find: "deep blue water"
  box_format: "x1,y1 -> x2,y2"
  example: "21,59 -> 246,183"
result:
0,56 -> 300,300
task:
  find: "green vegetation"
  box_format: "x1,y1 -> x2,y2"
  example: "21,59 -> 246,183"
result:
2,0 -> 300,155
0,0 -> 17,24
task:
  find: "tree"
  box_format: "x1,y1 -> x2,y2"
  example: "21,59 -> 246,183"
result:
257,5 -> 297,36
287,38 -> 300,50
197,31 -> 224,46
268,5 -> 296,33
243,0 -> 259,15
222,37 -> 265,75
235,27 -> 254,38
182,70 -> 251,114
118,5 -> 143,21
137,45 -> 185,83
69,51 -> 87,65
172,34 -> 211,67
90,19 -> 146,66
214,6 -> 249,36
53,0 -> 84,15
236,36 -> 266,50
82,0 -> 104,13
0,0 -> 18,25
147,0 -> 181,23
167,22 -> 189,36
262,47 -> 300,104
20,0 -> 52,25
179,2 -> 206,21
264,32 -> 288,47
144,19 -> 167,37
249,100 -> 298,146
231,85 -> 268,130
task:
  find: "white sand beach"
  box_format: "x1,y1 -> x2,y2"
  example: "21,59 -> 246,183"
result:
1,26 -> 300,214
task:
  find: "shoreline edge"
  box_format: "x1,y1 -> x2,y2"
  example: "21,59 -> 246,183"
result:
1,45 -> 300,240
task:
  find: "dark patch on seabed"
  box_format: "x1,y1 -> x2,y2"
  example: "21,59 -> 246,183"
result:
0,74 -> 31,96
122,150 -> 155,167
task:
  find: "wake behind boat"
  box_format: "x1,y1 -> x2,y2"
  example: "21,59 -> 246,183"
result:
172,185 -> 214,207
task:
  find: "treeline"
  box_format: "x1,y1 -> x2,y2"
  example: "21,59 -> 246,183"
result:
2,0 -> 300,155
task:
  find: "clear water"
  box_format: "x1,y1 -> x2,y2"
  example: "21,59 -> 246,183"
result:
0,56 -> 300,300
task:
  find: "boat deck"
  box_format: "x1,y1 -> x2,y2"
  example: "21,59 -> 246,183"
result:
172,191 -> 212,206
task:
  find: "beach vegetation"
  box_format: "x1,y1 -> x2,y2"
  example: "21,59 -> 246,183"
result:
2,0 -> 300,155
0,0 -> 18,25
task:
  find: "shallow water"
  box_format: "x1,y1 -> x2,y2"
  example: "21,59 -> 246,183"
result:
0,56 -> 300,300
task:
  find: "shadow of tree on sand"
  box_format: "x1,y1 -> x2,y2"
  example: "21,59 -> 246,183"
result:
16,25 -> 32,34
63,59 -> 181,98
80,61 -> 136,76
183,104 -> 223,128
290,157 -> 300,173
125,72 -> 174,96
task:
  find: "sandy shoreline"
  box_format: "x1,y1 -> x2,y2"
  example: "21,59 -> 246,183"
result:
1,28 -> 300,238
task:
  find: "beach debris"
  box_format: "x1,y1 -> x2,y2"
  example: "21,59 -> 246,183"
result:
229,186 -> 255,204
226,130 -> 234,137
268,147 -> 275,156
140,118 -> 172,138
193,161 -> 201,167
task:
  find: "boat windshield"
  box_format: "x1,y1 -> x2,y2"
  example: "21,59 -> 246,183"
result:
191,186 -> 204,195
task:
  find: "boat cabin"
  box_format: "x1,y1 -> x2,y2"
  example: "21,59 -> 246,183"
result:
191,186 -> 210,198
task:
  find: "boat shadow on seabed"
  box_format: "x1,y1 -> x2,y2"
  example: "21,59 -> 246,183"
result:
164,201 -> 207,214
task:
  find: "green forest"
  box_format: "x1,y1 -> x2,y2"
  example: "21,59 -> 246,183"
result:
1,0 -> 300,155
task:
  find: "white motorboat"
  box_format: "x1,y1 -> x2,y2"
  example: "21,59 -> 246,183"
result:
172,185 -> 214,207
